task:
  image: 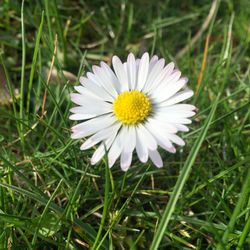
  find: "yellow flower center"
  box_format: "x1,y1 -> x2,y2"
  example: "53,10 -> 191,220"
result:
113,90 -> 151,125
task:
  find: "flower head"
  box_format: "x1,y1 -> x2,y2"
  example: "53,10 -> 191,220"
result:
70,53 -> 196,171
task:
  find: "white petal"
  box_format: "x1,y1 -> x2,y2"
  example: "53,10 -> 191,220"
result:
91,135 -> 116,165
166,147 -> 176,153
147,62 -> 176,93
160,89 -> 194,106
108,139 -> 122,168
120,151 -> 133,171
149,150 -> 163,168
147,117 -> 177,133
92,65 -> 118,98
153,76 -> 186,102
167,133 -> 185,146
137,124 -> 157,150
143,58 -> 165,92
148,62 -> 175,94
127,53 -> 137,90
165,62 -> 175,72
162,62 -> 175,76
144,122 -> 174,151
158,104 -> 196,111
79,77 -> 114,102
123,126 -> 136,153
69,113 -> 96,120
156,115 -> 192,125
108,126 -> 127,168
70,106 -> 111,116
80,123 -> 121,150
135,128 -> 148,163
90,144 -> 105,165
100,62 -> 121,93
112,56 -> 129,91
148,55 -> 159,71
86,72 -> 101,86
74,86 -> 103,100
157,109 -> 196,118
136,52 -> 149,90
70,94 -> 112,111
71,114 -> 116,139
152,70 -> 182,96
174,123 -> 189,132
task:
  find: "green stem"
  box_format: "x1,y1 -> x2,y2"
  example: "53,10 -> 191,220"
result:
20,0 -> 26,147
92,160 -> 110,249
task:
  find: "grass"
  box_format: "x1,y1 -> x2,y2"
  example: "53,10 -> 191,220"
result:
0,0 -> 250,249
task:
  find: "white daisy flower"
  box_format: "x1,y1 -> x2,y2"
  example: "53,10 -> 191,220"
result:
70,52 -> 196,171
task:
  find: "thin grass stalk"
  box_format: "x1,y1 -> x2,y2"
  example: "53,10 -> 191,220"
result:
20,0 -> 26,146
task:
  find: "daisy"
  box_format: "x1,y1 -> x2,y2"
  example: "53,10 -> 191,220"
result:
70,53 -> 196,171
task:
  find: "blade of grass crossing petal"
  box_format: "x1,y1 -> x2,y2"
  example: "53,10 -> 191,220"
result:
26,11 -> 44,113
150,94 -> 220,250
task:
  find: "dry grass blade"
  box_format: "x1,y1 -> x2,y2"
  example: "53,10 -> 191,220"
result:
176,0 -> 218,59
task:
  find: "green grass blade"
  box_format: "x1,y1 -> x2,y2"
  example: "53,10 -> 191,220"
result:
217,166 -> 250,249
92,160 -> 110,249
150,94 -> 220,249
26,11 -> 44,113
31,179 -> 63,246
236,215 -> 250,250
0,54 -> 20,135
19,0 -> 26,145
44,0 -> 53,44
